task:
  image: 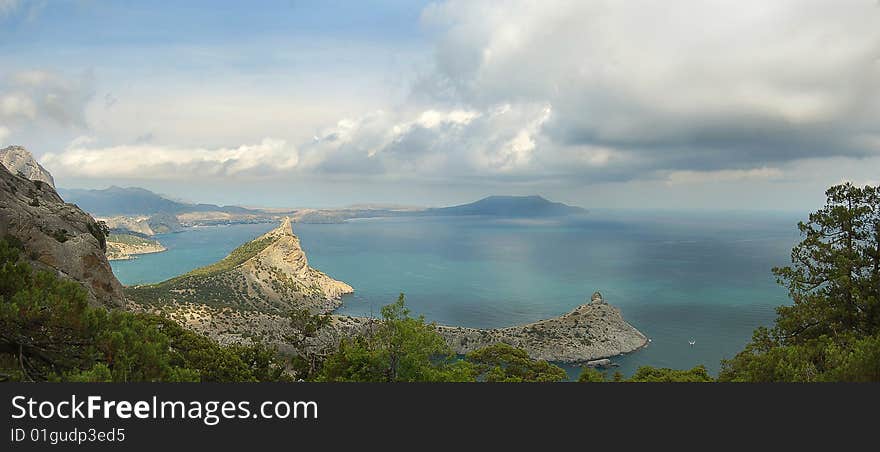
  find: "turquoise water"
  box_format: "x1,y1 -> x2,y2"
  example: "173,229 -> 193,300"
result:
110,210 -> 803,378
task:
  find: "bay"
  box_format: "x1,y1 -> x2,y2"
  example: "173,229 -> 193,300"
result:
110,209 -> 802,379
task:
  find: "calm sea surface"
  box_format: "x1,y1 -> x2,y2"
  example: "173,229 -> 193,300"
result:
110,210 -> 803,379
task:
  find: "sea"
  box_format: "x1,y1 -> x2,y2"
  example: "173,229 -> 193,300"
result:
110,209 -> 804,379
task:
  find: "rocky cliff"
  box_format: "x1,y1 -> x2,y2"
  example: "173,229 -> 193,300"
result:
125,218 -> 353,313
0,163 -> 126,307
0,145 -> 55,188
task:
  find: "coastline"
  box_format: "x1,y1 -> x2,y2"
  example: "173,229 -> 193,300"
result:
106,243 -> 168,261
435,300 -> 649,363
136,293 -> 648,364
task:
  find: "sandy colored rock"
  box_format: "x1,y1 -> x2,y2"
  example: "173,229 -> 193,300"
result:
125,217 -> 353,313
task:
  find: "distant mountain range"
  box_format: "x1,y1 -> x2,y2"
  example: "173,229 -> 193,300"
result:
59,186 -> 259,216
426,195 -> 586,217
58,186 -> 587,221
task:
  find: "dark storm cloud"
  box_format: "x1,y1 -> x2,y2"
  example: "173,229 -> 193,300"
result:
411,0 -> 880,181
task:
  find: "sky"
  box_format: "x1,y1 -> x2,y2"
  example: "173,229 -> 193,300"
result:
1,0 -> 879,210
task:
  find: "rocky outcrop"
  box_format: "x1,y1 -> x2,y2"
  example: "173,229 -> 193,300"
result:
437,300 -> 648,362
0,145 -> 55,188
0,164 -> 126,307
125,218 -> 353,314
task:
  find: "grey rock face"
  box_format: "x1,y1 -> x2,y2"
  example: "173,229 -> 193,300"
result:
0,145 -> 55,188
0,163 -> 126,307
437,299 -> 647,363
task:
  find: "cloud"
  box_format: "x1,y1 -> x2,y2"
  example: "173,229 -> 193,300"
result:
18,0 -> 880,198
0,70 -> 94,129
43,103 -> 620,183
0,0 -> 46,20
0,92 -> 36,118
417,0 -> 880,176
665,167 -> 784,185
103,92 -> 118,109
41,138 -> 299,180
0,126 -> 9,143
0,0 -> 19,16
299,103 -> 620,181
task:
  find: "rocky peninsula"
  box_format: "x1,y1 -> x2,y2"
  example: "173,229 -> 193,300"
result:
125,218 -> 353,313
436,292 -> 647,362
105,233 -> 167,260
140,288 -> 647,363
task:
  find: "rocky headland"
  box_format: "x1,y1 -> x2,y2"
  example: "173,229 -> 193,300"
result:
105,233 -> 167,260
139,287 -> 647,363
125,218 -> 353,313
436,292 -> 647,362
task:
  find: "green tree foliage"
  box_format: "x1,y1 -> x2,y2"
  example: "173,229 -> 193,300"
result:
577,365 -> 713,382
181,235 -> 276,278
317,295 -> 573,382
286,307 -> 332,379
318,294 -> 473,382
467,343 -> 567,382
0,239 -> 288,382
720,183 -> 880,382
627,365 -> 714,382
577,367 -> 607,382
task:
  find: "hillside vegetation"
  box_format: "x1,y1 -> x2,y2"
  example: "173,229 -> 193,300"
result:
182,235 -> 276,278
0,239 -> 287,382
